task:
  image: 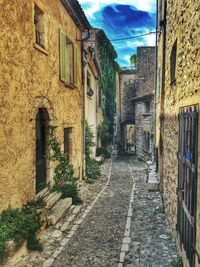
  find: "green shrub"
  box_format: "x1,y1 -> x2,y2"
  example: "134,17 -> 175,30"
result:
85,121 -> 101,183
86,158 -> 101,183
97,120 -> 111,147
171,256 -> 183,267
0,199 -> 44,263
47,125 -> 82,204
96,147 -> 111,159
61,184 -> 83,205
27,234 -> 43,252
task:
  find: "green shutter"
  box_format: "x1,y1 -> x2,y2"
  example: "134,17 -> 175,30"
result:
59,29 -> 66,82
73,44 -> 78,87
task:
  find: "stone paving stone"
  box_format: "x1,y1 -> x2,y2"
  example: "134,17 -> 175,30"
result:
60,221 -> 70,232
60,238 -> 69,247
121,244 -> 129,252
123,237 -> 131,244
43,258 -> 55,267
51,230 -> 62,238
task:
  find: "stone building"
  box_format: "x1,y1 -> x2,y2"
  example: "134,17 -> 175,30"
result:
119,69 -> 137,153
0,0 -> 90,212
132,47 -> 155,161
156,1 -> 200,266
118,47 -> 155,159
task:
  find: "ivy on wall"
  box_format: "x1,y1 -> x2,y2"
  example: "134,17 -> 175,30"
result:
96,31 -> 119,141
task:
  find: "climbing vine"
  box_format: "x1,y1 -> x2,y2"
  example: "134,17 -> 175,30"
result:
96,31 -> 119,142
47,125 -> 82,204
85,121 -> 101,183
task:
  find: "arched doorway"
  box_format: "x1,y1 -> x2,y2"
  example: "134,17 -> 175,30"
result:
121,120 -> 135,154
36,108 -> 49,193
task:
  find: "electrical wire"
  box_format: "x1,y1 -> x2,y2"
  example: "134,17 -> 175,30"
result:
110,31 -> 157,42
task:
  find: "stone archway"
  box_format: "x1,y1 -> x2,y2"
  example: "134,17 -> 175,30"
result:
35,108 -> 49,193
121,120 -> 135,154
30,96 -> 55,194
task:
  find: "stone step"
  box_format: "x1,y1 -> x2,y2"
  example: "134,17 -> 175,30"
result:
44,192 -> 62,209
148,171 -> 159,191
48,198 -> 72,225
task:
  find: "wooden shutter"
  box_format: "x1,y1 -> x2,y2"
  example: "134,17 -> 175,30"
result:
73,44 -> 78,87
59,29 -> 66,82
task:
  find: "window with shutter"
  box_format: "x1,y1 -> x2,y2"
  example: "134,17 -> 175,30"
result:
59,29 -> 78,87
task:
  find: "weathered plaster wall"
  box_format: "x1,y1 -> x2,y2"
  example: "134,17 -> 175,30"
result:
0,0 -> 83,212
157,1 -> 200,266
84,64 -> 98,157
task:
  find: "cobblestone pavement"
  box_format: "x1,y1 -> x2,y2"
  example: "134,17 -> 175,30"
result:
15,156 -> 178,267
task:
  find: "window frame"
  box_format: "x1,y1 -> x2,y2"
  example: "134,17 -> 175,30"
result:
59,29 -> 78,88
34,5 -> 45,50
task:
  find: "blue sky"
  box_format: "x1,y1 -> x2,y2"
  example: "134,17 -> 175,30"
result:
79,0 -> 156,66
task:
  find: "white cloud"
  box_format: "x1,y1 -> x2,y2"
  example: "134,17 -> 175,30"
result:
79,0 -> 156,19
126,40 -> 144,47
123,55 -> 131,65
144,32 -> 156,46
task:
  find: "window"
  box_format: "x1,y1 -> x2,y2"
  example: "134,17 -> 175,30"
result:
34,5 -> 45,49
64,128 -> 72,160
59,29 -> 78,87
170,40 -> 177,83
144,101 -> 151,113
143,131 -> 150,152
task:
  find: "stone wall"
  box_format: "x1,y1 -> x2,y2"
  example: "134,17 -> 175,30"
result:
136,47 -> 155,97
156,0 -> 200,266
0,0 -> 84,212
134,47 -> 155,162
119,70 -> 136,124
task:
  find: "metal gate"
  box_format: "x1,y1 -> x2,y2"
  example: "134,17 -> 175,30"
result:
36,108 -> 49,193
177,105 -> 199,267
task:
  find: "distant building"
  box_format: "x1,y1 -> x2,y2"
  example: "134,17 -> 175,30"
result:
132,47 -> 155,161
118,47 -> 155,159
0,0 -> 90,212
156,1 -> 200,266
119,69 -> 137,153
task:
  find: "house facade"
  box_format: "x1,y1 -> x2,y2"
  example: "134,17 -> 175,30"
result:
83,32 -> 101,157
0,0 -> 90,212
156,1 -> 200,266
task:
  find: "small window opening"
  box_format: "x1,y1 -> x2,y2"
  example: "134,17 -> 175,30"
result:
144,101 -> 151,113
34,5 -> 45,49
170,39 -> 177,84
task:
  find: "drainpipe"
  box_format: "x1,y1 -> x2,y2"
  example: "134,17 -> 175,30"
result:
81,29 -> 90,179
159,0 -> 167,193
154,0 -> 159,168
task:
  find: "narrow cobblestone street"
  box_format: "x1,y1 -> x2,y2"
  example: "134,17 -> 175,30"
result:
16,156 -> 178,267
